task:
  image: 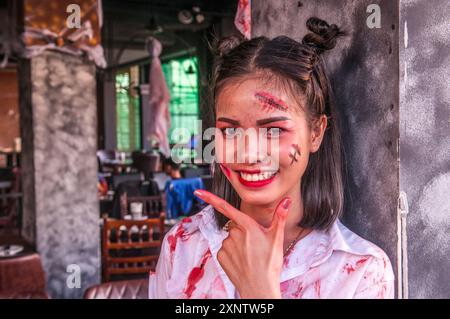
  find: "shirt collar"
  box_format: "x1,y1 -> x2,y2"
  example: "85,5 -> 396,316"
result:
280,217 -> 388,282
195,205 -> 385,286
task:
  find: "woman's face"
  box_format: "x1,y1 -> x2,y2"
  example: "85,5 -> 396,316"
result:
215,77 -> 327,206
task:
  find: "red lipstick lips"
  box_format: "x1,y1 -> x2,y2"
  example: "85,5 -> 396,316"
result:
236,169 -> 278,188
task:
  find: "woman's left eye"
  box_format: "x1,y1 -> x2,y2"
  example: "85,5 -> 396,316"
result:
265,127 -> 282,138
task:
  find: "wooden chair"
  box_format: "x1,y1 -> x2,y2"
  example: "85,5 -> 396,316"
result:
132,153 -> 160,180
119,193 -> 166,219
101,214 -> 165,282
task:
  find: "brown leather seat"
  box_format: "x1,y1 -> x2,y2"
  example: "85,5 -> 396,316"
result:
0,290 -> 49,299
0,252 -> 48,298
84,278 -> 148,299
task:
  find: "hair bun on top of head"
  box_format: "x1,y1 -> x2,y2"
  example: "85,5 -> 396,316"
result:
213,34 -> 245,57
302,17 -> 346,54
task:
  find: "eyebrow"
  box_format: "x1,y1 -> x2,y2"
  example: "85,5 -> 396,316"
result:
256,116 -> 290,125
216,117 -> 240,125
216,116 -> 290,126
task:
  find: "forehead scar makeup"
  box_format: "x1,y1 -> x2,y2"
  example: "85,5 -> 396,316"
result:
289,144 -> 301,165
254,91 -> 289,112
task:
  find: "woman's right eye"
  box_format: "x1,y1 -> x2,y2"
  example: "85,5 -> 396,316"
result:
222,127 -> 240,138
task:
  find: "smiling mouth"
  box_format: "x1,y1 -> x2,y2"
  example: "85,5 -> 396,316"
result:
238,171 -> 277,181
235,169 -> 279,187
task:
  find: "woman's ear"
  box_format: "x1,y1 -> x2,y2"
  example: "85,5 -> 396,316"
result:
310,114 -> 328,153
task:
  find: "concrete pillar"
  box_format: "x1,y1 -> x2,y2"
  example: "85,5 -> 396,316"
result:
399,0 -> 450,298
19,51 -> 100,298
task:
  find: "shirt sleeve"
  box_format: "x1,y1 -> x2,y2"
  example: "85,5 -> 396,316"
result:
353,255 -> 395,299
148,232 -> 172,299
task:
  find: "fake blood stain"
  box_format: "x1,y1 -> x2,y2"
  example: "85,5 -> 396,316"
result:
167,218 -> 193,254
184,250 -> 212,298
343,257 -> 369,274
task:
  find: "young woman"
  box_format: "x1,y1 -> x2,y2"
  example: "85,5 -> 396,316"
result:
149,17 -> 395,299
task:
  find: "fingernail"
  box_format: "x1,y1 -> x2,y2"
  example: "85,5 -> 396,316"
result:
281,198 -> 292,209
194,190 -> 204,197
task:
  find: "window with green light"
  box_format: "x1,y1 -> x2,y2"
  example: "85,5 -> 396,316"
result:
115,67 -> 141,151
162,56 -> 199,148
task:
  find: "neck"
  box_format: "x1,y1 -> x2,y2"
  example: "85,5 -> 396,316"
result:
239,184 -> 304,237
171,171 -> 181,179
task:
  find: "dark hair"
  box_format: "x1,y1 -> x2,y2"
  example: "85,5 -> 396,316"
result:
208,17 -> 346,231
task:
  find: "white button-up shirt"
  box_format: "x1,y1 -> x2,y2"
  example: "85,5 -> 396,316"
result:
149,205 -> 395,299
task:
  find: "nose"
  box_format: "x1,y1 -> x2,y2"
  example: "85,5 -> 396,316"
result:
237,130 -> 267,164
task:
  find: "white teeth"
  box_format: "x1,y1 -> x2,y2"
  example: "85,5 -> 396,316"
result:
239,171 -> 276,182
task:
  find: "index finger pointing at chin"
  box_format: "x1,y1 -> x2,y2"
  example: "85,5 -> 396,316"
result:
193,189 -> 251,226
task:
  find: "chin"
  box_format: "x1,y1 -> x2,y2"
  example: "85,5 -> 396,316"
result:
233,184 -> 282,206
239,194 -> 279,207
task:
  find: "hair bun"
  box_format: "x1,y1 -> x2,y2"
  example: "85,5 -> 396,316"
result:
302,17 -> 346,54
213,35 -> 244,57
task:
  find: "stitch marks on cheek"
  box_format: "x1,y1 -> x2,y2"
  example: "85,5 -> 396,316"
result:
254,91 -> 289,112
289,144 -> 301,165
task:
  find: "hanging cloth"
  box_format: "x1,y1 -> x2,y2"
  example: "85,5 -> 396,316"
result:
234,0 -> 251,39
147,37 -> 171,157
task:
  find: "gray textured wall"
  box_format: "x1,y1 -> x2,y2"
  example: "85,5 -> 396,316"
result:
252,0 -> 400,296
399,0 -> 450,299
20,51 -> 100,299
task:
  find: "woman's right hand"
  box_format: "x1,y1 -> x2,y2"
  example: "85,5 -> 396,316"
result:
194,189 -> 291,299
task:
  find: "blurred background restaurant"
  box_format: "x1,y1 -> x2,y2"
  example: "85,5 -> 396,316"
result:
0,0 -> 248,299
